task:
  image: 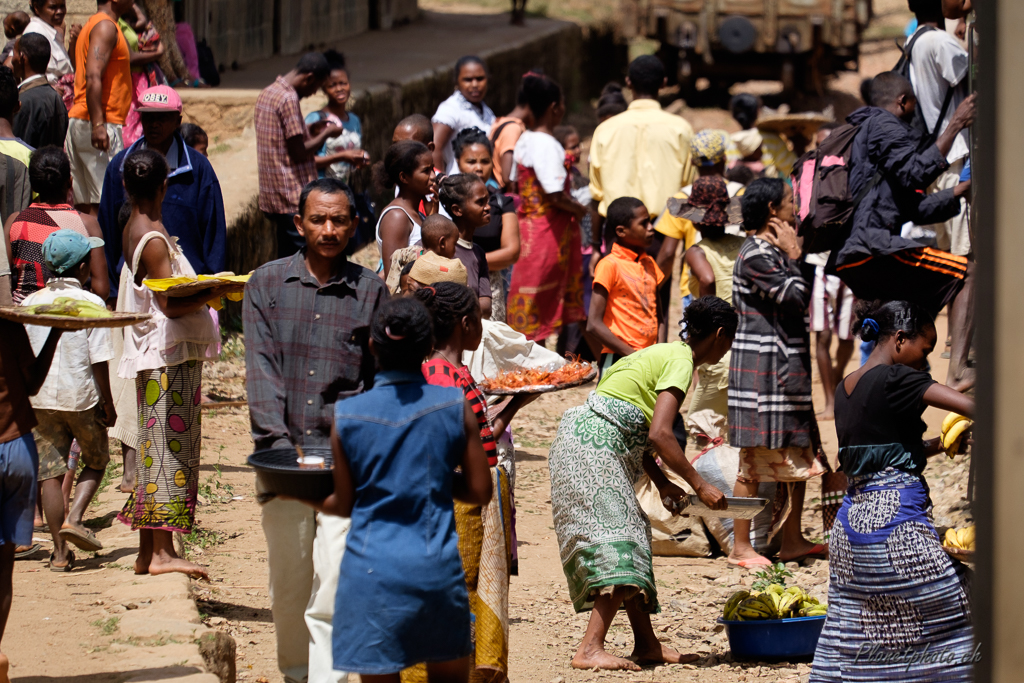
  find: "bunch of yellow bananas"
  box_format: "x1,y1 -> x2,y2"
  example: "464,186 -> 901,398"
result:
943,525 -> 975,551
940,412 -> 973,458
723,585 -> 827,620
22,297 -> 111,319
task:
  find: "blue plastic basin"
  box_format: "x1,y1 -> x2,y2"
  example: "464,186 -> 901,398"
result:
718,615 -> 826,661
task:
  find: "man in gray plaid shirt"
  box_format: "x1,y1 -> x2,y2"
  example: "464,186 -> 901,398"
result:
244,177 -> 385,683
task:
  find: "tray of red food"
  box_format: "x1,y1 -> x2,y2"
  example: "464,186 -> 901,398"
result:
478,360 -> 598,395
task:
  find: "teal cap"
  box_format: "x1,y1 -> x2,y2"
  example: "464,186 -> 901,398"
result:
41,229 -> 104,275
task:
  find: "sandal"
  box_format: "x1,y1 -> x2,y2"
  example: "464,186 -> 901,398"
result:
15,543 -> 41,559
49,550 -> 74,572
59,526 -> 103,552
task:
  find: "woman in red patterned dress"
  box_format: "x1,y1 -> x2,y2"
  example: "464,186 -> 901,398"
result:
505,74 -> 587,344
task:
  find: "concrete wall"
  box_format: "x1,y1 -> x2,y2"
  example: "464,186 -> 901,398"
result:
352,22 -> 585,166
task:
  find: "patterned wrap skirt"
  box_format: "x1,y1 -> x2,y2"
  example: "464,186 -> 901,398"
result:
118,361 -> 203,533
548,392 -> 658,614
810,469 -> 974,682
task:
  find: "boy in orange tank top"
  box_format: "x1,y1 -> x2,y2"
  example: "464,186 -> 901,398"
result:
65,0 -> 133,216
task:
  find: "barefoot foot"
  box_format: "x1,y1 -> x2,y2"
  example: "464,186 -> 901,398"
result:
572,648 -> 641,672
632,643 -> 700,665
778,541 -> 827,563
148,555 -> 209,581
134,554 -> 150,575
727,549 -> 772,569
0,651 -> 10,683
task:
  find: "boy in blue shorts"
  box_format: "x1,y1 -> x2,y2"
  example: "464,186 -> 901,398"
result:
0,299 -> 64,678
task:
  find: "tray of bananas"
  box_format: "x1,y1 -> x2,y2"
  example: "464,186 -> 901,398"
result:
0,299 -> 152,330
721,585 -> 828,622
718,585 -> 827,660
942,525 -> 975,563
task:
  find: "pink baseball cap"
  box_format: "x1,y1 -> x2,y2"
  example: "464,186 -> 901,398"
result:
137,85 -> 183,114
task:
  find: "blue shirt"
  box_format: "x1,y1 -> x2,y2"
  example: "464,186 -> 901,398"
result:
97,133 -> 227,297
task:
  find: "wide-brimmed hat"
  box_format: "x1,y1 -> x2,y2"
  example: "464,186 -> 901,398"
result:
667,176 -> 742,227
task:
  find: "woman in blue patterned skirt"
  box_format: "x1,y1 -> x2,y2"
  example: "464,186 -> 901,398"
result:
810,300 -> 975,682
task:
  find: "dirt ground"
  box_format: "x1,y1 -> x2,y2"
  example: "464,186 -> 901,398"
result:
6,5 -> 981,681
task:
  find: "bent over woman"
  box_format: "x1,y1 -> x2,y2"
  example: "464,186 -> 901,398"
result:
548,297 -> 734,671
810,301 -> 974,682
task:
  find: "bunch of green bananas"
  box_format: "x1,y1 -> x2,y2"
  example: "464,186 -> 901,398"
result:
943,525 -> 975,551
23,297 -> 111,319
940,412 -> 972,458
723,585 -> 827,620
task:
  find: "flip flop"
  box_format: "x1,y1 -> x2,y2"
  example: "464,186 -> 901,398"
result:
727,556 -> 773,569
779,543 -> 829,563
14,543 -> 41,559
49,550 -> 74,573
59,526 -> 103,552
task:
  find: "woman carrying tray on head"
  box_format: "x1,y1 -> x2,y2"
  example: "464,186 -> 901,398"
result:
115,149 -> 233,579
411,281 -> 537,683
810,301 -> 975,683
547,297 -> 734,672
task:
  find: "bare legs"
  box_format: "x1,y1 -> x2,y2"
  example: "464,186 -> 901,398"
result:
815,328 -> 854,421
39,477 -> 71,567
728,480 -> 764,564
133,529 -> 208,580
0,542 -> 14,682
119,443 -> 136,494
571,587 -> 698,671
946,260 -> 975,393
730,481 -> 820,564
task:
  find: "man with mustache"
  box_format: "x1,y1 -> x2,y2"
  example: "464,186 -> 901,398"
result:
243,177 -> 386,683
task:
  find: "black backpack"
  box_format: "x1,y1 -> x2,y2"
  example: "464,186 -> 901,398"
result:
893,26 -> 954,149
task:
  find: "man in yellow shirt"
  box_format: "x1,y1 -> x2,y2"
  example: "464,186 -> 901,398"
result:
655,130 -> 745,311
588,55 -> 695,221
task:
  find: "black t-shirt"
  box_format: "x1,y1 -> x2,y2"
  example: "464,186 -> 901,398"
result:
835,363 -> 936,475
473,187 -> 515,254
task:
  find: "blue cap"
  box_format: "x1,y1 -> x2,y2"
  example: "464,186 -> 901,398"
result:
41,230 -> 104,275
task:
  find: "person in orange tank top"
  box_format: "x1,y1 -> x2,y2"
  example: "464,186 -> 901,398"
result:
64,0 -> 132,217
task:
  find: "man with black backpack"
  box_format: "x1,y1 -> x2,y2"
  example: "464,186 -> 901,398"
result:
904,0 -> 974,390
828,72 -> 976,318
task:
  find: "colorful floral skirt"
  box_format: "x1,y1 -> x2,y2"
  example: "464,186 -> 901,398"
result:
118,361 -> 203,533
810,469 -> 974,682
548,392 -> 657,614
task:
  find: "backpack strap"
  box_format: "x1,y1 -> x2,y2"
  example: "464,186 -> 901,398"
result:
898,25 -> 936,69
929,85 -> 957,141
853,170 -> 883,213
489,120 -> 517,146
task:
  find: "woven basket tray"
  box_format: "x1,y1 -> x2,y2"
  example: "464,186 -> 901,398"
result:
0,307 -> 152,330
160,279 -> 247,298
481,365 -> 598,396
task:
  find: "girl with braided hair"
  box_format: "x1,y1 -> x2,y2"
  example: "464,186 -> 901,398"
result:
413,282 -> 538,683
439,173 -> 493,319
304,296 -> 493,681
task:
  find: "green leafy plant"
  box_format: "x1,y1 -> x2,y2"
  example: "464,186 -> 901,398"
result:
751,562 -> 794,592
91,617 -> 120,635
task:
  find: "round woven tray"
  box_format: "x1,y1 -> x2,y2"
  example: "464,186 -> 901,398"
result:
160,280 -> 247,298
481,365 -> 598,396
944,546 -> 975,563
0,307 -> 152,330
756,113 -> 832,138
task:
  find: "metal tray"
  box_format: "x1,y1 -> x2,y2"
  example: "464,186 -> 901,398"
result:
248,447 -> 334,501
674,495 -> 768,519
480,365 -> 598,396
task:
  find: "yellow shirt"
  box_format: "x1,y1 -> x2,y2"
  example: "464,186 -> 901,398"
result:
0,139 -> 33,168
588,100 -> 695,218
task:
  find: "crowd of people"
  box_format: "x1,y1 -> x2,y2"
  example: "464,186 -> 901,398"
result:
0,0 -> 982,681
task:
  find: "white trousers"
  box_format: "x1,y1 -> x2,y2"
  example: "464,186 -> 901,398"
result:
260,485 -> 350,683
